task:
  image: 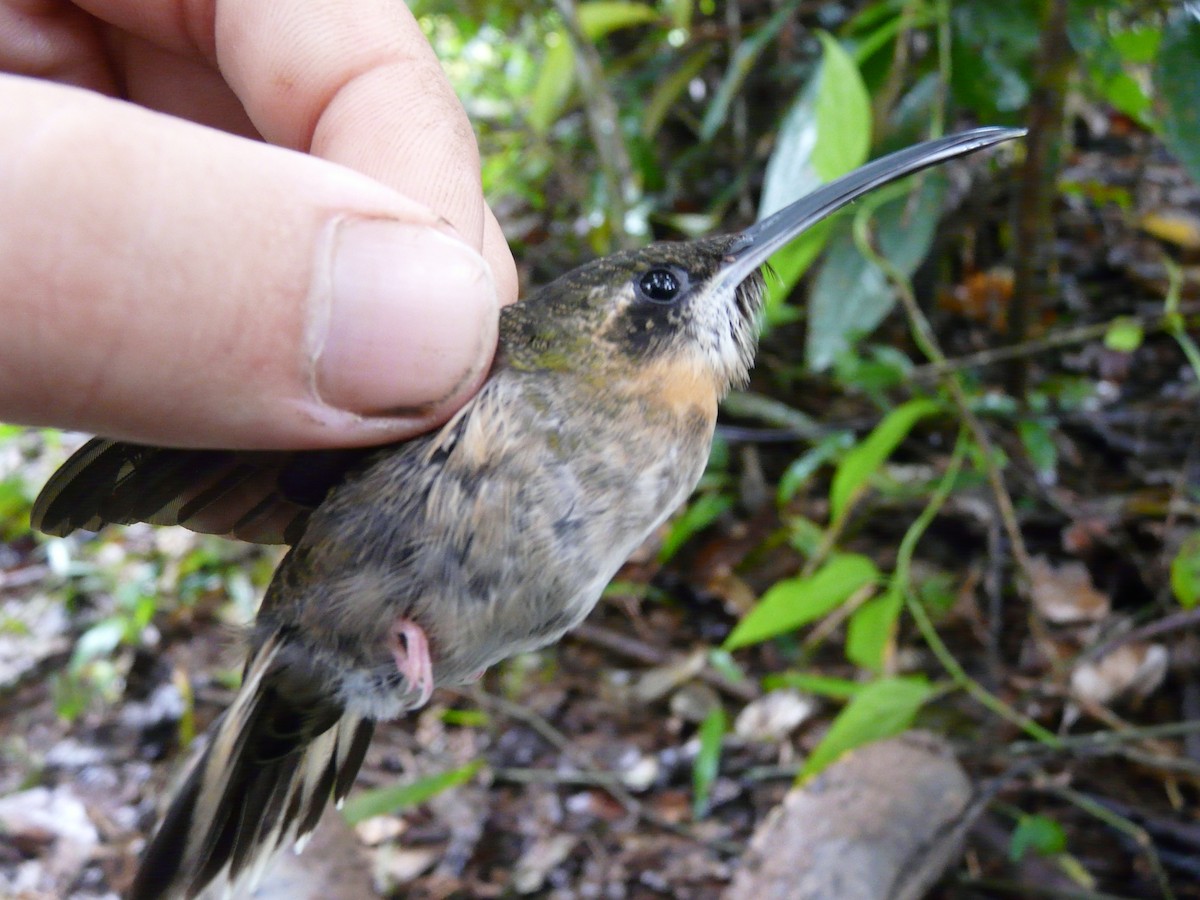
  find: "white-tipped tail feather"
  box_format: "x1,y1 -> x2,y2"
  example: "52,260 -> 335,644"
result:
129,634 -> 374,899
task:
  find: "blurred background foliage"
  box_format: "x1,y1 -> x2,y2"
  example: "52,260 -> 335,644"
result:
4,1 -> 1200,895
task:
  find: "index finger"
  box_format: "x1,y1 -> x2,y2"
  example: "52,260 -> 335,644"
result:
80,0 -> 519,303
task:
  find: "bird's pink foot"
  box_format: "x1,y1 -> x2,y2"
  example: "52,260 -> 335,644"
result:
388,618 -> 434,707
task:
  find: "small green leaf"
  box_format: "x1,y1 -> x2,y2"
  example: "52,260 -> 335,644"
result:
577,2 -> 659,40
761,672 -> 863,699
777,432 -> 854,505
529,32 -> 575,136
1111,24 -> 1161,64
1017,419 -> 1058,482
667,0 -> 693,29
342,760 -> 483,825
784,516 -> 826,557
440,708 -> 490,728
71,618 -> 126,672
724,554 -> 880,651
800,676 -> 933,778
845,585 -> 903,672
1104,316 -> 1144,352
641,46 -> 715,139
659,492 -> 733,563
1170,532 -> 1200,609
692,705 -> 726,818
830,399 -> 940,522
1009,813 -> 1067,861
700,0 -> 802,141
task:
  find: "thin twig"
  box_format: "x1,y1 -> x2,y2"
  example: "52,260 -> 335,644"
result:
1049,784 -> 1177,900
571,622 -> 759,702
464,687 -> 743,854
897,442 -> 1061,748
907,305 -> 1200,382
554,0 -> 639,250
1084,608 -> 1200,665
854,208 -> 1034,582
1008,0 -> 1072,395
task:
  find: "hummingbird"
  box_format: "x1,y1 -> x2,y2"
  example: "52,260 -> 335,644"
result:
31,126 -> 1021,899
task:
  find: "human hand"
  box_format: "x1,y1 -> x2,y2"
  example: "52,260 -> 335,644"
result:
0,0 -> 518,449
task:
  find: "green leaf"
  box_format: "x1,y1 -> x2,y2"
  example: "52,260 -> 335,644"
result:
845,585 -> 903,672
1009,813 -> 1067,861
1104,316 -> 1144,352
1017,419 -> 1057,482
777,431 -> 854,505
811,33 -> 871,181
1111,25 -> 1161,65
440,708 -> 490,728
724,554 -> 880,651
342,760 -> 483,825
1098,71 -> 1152,123
71,618 -> 126,672
757,32 -> 870,321
577,2 -> 659,40
800,676 -> 933,778
692,705 -> 726,818
659,492 -> 733,563
806,173 -> 948,370
667,0 -> 693,30
641,46 -> 715,139
761,672 -> 863,699
1170,532 -> 1200,609
759,33 -> 870,218
1156,11 -> 1200,186
528,32 -> 575,136
949,0 -> 1039,119
700,0 -> 802,141
829,398 -> 940,522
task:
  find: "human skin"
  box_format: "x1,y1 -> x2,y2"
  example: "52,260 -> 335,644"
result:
0,0 -> 519,449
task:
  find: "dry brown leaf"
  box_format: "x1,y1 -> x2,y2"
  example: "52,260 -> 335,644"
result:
1029,556 -> 1110,625
1070,642 -> 1169,706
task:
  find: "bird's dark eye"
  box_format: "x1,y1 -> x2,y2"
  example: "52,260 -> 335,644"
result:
637,268 -> 684,304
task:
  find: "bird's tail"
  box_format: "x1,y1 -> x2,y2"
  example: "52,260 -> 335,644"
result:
129,634 -> 375,900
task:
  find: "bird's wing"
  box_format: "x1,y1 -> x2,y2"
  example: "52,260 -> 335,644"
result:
30,438 -> 380,545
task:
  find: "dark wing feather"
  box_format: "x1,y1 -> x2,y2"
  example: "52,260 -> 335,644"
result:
31,439 -> 378,544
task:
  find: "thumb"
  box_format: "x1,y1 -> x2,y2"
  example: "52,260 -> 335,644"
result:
0,76 -> 499,449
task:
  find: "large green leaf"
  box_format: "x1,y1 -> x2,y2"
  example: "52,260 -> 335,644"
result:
724,554 -> 880,651
758,33 -> 871,326
829,398 -> 940,522
1156,10 -> 1200,187
800,676 -> 934,777
805,172 -> 948,370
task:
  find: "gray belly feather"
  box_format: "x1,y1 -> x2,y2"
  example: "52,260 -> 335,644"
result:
267,372 -> 709,720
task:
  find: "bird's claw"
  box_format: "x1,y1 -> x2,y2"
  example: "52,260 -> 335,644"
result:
388,618 -> 434,707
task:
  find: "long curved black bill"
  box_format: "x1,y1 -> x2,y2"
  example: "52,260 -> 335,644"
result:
714,126 -> 1025,292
